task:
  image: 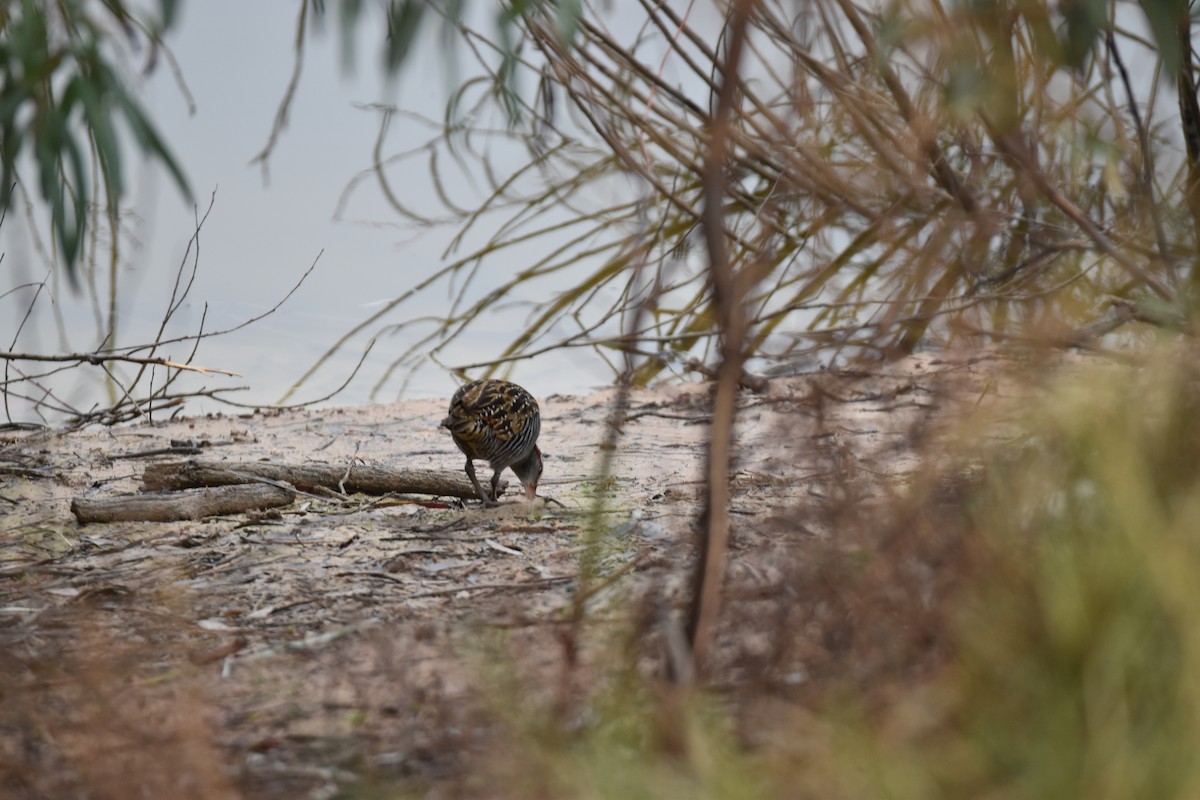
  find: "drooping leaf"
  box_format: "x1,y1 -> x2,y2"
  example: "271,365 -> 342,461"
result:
1137,0 -> 1188,76
555,0 -> 582,48
0,0 -> 188,284
1059,0 -> 1108,68
385,0 -> 426,72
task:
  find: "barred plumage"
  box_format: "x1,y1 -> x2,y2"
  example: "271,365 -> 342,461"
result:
441,379 -> 543,506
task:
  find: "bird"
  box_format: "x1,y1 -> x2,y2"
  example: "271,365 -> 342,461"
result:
441,379 -> 543,507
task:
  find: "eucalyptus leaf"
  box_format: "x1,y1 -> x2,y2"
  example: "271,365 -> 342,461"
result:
0,0 -> 187,284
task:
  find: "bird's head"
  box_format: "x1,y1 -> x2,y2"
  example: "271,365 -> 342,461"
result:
511,445 -> 543,500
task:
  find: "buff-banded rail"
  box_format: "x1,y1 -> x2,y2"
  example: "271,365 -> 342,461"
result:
441,379 -> 543,507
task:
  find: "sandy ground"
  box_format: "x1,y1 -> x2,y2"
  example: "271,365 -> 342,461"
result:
0,353 -> 1008,797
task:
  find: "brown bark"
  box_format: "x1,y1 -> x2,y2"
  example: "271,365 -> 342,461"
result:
687,0 -> 757,676
139,459 -> 490,499
71,484 -> 293,524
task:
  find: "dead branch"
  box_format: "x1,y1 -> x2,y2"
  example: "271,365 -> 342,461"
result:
687,0 -> 757,676
140,458 -> 499,500
0,350 -> 239,377
397,576 -> 574,600
70,483 -> 293,524
2,187 -> 341,427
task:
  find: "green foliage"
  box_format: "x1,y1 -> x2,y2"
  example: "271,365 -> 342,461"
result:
844,348 -> 1200,799
967,0 -> 1188,72
475,631 -> 769,800
454,358 -> 1200,797
324,0 -> 582,123
1135,0 -> 1190,74
0,0 -> 190,285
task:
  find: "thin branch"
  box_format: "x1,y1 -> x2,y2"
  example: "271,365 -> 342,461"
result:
249,0 -> 310,185
687,0 -> 756,676
0,350 -> 239,376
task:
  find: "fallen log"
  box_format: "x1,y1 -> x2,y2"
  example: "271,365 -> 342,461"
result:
140,459 -> 495,499
72,484 -> 293,524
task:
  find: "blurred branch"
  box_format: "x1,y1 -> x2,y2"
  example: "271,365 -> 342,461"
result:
0,351 -> 238,377
687,0 -> 756,675
1175,12 -> 1200,296
990,130 -> 1173,301
250,0 -> 310,185
1105,30 -> 1170,264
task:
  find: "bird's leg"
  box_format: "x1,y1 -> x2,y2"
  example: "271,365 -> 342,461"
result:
465,459 -> 498,507
490,470 -> 503,502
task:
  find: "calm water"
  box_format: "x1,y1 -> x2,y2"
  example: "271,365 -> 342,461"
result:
0,3 -> 626,424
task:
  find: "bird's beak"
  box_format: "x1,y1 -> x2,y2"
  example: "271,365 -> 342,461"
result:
524,484 -> 538,500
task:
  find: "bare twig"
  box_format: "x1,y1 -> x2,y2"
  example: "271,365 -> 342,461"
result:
0,350 -> 239,376
2,189 -> 328,426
